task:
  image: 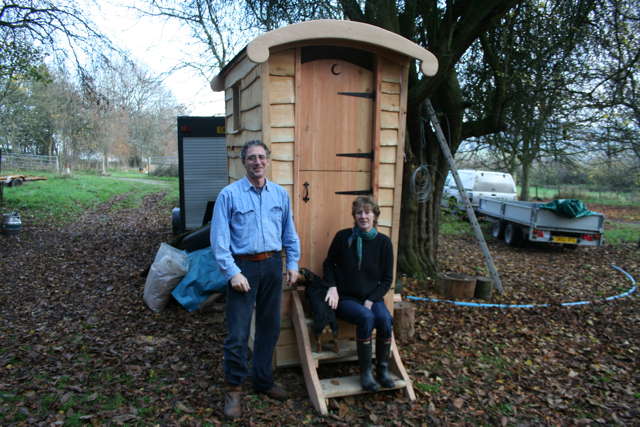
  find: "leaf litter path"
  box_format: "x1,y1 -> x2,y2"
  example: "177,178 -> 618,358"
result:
1,192 -> 639,425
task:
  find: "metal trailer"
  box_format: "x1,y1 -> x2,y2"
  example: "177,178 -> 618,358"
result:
477,197 -> 605,247
173,116 -> 227,234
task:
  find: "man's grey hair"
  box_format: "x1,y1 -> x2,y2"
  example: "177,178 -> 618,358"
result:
240,140 -> 271,162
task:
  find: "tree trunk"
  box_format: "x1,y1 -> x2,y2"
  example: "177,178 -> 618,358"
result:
398,73 -> 464,278
519,160 -> 530,201
101,149 -> 108,175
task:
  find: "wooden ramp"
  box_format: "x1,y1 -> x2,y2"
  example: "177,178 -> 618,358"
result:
290,289 -> 415,415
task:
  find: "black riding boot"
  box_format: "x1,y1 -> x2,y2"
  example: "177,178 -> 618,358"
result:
356,340 -> 380,391
376,338 -> 395,388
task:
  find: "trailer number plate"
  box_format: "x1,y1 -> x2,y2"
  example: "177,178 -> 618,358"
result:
552,236 -> 577,244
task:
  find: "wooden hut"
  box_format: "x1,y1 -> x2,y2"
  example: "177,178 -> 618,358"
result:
211,19 -> 438,414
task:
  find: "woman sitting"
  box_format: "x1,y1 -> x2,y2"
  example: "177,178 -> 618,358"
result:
323,196 -> 395,391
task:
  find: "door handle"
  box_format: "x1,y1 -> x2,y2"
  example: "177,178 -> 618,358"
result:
303,182 -> 310,203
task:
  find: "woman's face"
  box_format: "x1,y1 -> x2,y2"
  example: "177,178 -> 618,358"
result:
354,207 -> 376,232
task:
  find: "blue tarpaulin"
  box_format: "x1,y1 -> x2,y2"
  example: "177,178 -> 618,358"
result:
171,248 -> 227,312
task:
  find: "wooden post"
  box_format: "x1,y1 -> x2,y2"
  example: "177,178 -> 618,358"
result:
424,99 -> 504,293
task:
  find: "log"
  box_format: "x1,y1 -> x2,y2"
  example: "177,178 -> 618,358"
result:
437,273 -> 476,300
393,301 -> 415,343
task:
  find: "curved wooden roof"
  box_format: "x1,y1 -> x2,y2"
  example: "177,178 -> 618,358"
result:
211,19 -> 438,91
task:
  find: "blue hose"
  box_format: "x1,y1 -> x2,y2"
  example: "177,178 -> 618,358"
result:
406,264 -> 637,309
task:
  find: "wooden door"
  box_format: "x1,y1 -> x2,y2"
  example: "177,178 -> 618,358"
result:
297,46 -> 375,276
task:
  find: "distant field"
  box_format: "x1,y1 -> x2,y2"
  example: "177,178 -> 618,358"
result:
524,185 -> 639,206
1,170 -> 179,224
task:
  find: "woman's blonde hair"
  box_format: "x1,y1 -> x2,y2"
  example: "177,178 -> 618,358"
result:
351,196 -> 380,226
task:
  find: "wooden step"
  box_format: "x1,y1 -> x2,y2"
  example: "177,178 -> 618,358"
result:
320,373 -> 406,398
311,339 -> 356,362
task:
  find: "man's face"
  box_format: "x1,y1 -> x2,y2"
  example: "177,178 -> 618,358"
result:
243,145 -> 269,181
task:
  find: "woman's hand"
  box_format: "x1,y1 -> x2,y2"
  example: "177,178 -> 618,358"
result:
364,299 -> 373,310
325,286 -> 339,310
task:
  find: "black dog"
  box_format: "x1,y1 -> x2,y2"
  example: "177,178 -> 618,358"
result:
300,268 -> 339,353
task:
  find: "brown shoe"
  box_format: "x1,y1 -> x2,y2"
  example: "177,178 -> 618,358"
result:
257,383 -> 288,401
224,386 -> 242,418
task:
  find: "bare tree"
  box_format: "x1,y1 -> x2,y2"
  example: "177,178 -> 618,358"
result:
140,0 -> 255,80
0,1 -> 113,90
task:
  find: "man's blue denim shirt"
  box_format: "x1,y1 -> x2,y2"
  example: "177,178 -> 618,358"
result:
210,176 -> 300,281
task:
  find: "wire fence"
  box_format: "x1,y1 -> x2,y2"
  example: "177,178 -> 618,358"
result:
148,156 -> 178,166
0,152 -> 60,173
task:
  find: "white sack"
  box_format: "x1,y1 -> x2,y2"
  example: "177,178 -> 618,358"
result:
143,243 -> 189,312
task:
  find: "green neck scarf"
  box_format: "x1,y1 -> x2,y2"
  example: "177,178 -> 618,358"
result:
348,226 -> 378,270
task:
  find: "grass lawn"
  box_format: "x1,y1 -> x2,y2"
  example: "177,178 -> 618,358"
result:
1,170 -> 179,224
525,185 -> 639,206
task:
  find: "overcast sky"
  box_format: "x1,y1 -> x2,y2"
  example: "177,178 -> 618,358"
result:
86,0 -> 225,116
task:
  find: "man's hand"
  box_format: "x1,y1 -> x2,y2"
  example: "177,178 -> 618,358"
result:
325,286 -> 339,310
230,273 -> 250,293
364,299 -> 373,310
286,269 -> 299,286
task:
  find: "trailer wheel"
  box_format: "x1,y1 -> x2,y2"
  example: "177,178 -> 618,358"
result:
490,221 -> 503,239
504,223 -> 522,246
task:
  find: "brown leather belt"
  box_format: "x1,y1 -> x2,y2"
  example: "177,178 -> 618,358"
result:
234,251 -> 276,262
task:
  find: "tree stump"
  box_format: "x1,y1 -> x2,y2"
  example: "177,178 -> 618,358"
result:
437,273 -> 476,300
393,301 -> 416,343
474,276 -> 493,299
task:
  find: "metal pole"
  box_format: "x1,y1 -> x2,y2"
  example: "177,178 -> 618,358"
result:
424,99 -> 504,293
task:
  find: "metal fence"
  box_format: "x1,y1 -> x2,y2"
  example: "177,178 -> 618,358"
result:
148,156 -> 178,167
0,153 -> 60,173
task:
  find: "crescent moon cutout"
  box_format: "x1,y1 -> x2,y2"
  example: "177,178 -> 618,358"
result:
331,64 -> 341,75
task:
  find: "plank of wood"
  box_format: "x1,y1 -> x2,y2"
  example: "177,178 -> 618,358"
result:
378,206 -> 393,227
391,63 -> 409,292
380,93 -> 400,112
291,291 -> 328,415
320,374 -> 406,398
312,339 -> 357,362
380,81 -> 401,95
269,75 -> 295,104
271,142 -> 294,161
270,104 -> 295,127
381,111 -> 399,129
270,127 -> 295,143
390,337 -> 416,401
378,188 -> 394,206
379,164 -> 395,188
380,146 -> 396,164
380,129 -> 398,146
240,105 -> 262,131
240,76 -> 262,111
270,160 -> 293,185
269,49 -> 295,76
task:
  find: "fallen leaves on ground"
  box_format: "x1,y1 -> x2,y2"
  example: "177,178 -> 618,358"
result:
0,192 -> 638,425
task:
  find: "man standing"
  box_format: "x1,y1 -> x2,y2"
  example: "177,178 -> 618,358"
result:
211,140 -> 300,419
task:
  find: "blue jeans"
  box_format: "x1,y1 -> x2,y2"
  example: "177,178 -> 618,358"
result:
336,299 -> 393,341
224,253 -> 282,391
